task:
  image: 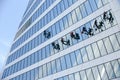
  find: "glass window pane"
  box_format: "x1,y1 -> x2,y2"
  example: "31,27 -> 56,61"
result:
95,0 -> 103,8
97,40 -> 107,56
27,71 -> 31,80
43,64 -> 47,77
51,60 -> 57,74
47,62 -> 52,75
92,43 -> 101,58
75,7 -> 82,21
92,67 -> 101,80
63,76 -> 69,80
60,56 -> 67,70
71,10 -> 77,23
39,66 -> 43,78
111,60 -> 120,77
98,64 -> 109,80
63,16 -> 69,29
56,58 -> 62,72
75,28 -> 83,42
70,52 -> 77,66
42,48 -> 46,59
80,47 -> 88,62
65,54 -> 72,68
84,1 -> 92,15
80,25 -> 89,40
80,71 -> 87,80
67,13 -> 73,26
103,38 -> 113,54
86,45 -> 94,60
59,19 -> 65,31
109,35 -> 120,51
68,74 -> 75,80
86,69 -> 94,80
116,32 -> 120,45
35,68 -> 39,80
75,50 -> 83,64
31,69 -> 35,80
105,62 -> 116,79
63,0 -> 69,9
102,0 -> 109,5
56,22 -> 61,34
74,72 -> 81,80
80,4 -> 87,18
88,0 -> 98,11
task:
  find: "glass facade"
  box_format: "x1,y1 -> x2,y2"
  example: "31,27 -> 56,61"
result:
1,0 -> 120,80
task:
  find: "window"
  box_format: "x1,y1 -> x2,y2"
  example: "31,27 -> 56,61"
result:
80,4 -> 87,18
70,52 -> 77,66
102,0 -> 109,5
80,25 -> 88,40
103,37 -> 113,54
39,66 -> 43,78
56,58 -> 62,72
67,13 -> 73,26
63,0 -> 69,9
63,16 -> 69,29
71,10 -> 77,23
75,50 -> 83,64
80,47 -> 88,62
47,62 -> 52,75
111,60 -> 120,77
43,64 -> 47,77
60,1 -> 65,11
31,69 -> 35,80
52,25 -> 57,36
26,71 -> 31,80
59,19 -> 65,31
68,74 -> 75,80
97,40 -> 107,56
105,62 -> 116,79
86,69 -> 94,80
84,1 -> 92,15
80,71 -> 87,80
63,76 -> 69,80
56,22 -> 61,34
95,0 -> 103,8
109,35 -> 120,51
35,68 -> 39,80
51,60 -> 57,74
75,7 -> 82,21
74,72 -> 81,80
65,54 -> 72,68
92,67 -> 101,80
98,64 -> 109,80
92,43 -> 101,58
60,56 -> 67,70
42,48 -> 46,59
86,45 -> 94,60
116,32 -> 120,45
88,0 -> 98,11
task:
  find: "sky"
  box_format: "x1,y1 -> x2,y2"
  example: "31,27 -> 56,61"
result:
0,0 -> 29,74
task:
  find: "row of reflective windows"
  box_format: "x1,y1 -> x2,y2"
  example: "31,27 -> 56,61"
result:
22,0 -> 57,26
7,9 -> 116,66
22,0 -> 36,19
14,0 -> 56,40
55,59 -> 120,80
3,31 -> 120,79
9,51 -> 120,80
11,0 -> 79,52
8,0 -> 109,64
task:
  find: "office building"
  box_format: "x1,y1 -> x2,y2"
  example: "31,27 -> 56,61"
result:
1,0 -> 120,80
